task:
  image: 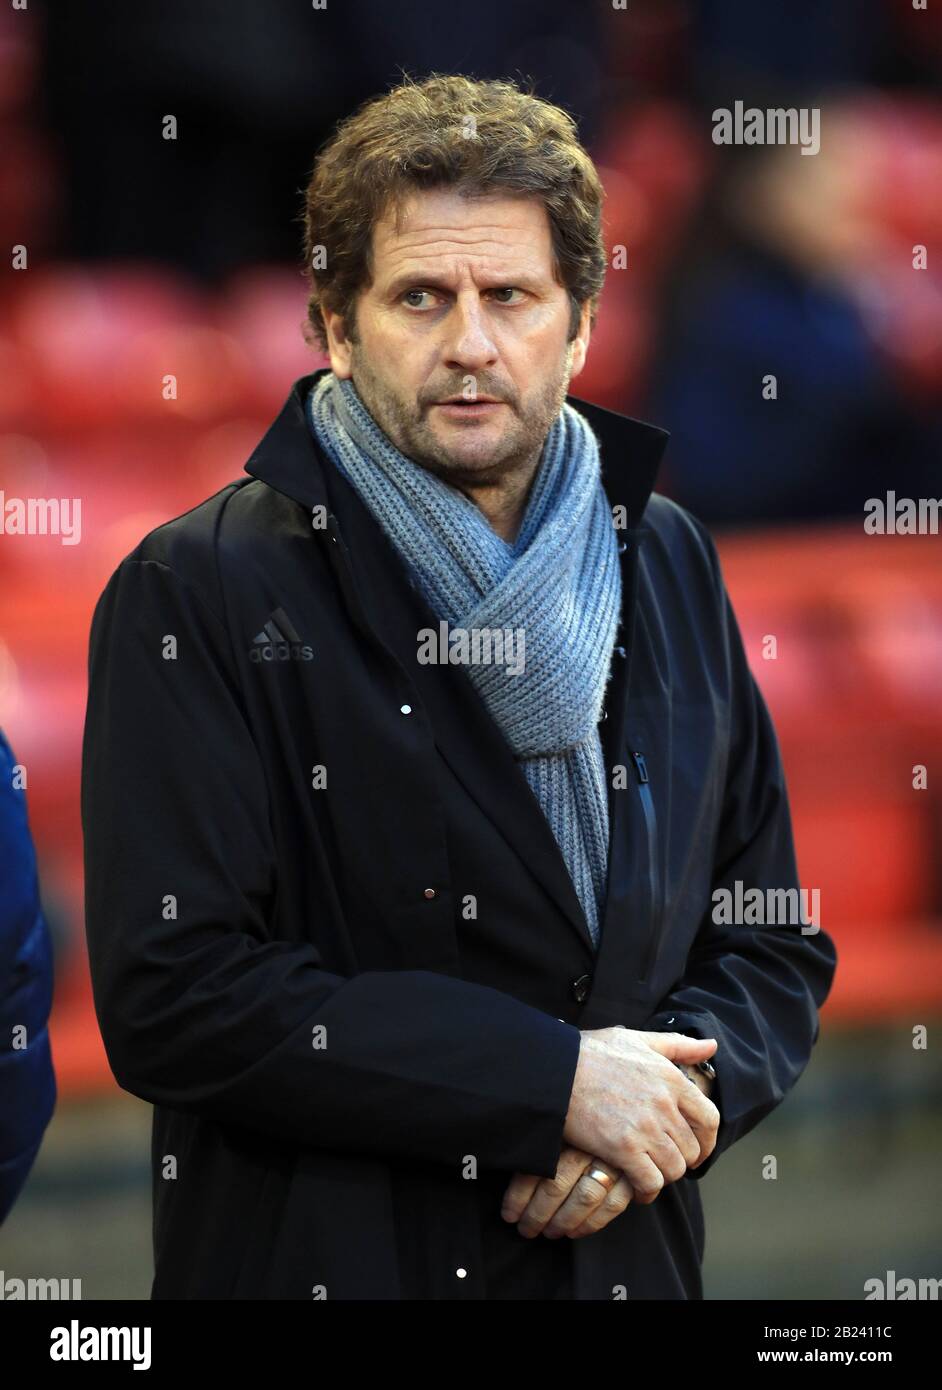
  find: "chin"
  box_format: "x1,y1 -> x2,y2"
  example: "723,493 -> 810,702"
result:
441,444 -> 503,469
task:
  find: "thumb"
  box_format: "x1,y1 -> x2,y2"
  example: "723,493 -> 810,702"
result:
640,1031 -> 718,1062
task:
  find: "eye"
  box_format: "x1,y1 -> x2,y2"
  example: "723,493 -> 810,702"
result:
400,286 -> 527,310
401,289 -> 438,309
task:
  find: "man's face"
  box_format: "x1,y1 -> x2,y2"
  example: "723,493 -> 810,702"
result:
322,188 -> 591,488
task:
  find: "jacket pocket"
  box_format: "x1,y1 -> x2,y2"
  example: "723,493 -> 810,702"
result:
630,750 -> 664,984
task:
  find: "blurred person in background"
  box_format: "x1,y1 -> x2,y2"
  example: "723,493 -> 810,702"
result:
81,73 -> 836,1301
646,89 -> 942,527
0,727 -> 56,1226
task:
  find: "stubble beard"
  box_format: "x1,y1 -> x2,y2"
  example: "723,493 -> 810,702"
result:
347,346 -> 574,490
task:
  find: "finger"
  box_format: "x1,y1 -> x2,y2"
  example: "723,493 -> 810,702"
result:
639,1031 -> 718,1064
511,1149 -> 595,1234
566,1177 -> 634,1238
662,1108 -> 703,1169
619,1150 -> 667,1204
542,1166 -> 625,1239
515,1170 -> 587,1237
675,1084 -> 720,1167
500,1172 -> 542,1223
645,1134 -> 689,1191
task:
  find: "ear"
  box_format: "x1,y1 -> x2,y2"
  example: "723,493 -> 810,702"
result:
322,307 -> 355,379
567,300 -> 592,382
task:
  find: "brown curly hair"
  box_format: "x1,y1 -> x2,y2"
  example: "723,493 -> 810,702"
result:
299,72 -> 607,354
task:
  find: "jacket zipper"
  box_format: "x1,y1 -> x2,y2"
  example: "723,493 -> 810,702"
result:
630,750 -> 664,981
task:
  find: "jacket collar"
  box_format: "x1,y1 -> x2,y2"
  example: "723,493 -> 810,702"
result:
244,368 -> 668,529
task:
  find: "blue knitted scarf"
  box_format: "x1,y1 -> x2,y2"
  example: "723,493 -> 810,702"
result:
305,372 -> 621,947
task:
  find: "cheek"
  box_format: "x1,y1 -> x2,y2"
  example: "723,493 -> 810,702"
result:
363,306 -> 420,360
364,339 -> 423,400
513,315 -> 573,371
517,335 -> 574,395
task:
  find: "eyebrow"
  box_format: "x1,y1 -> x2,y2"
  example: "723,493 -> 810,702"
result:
383,272 -> 544,299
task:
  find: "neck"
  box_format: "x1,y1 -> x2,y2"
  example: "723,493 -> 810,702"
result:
453,452 -> 542,543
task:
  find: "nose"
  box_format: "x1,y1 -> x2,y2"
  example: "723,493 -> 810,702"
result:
441,292 -> 499,373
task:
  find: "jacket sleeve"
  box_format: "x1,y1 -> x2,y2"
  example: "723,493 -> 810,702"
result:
645,525 -> 837,1179
0,730 -> 57,1225
81,556 -> 580,1178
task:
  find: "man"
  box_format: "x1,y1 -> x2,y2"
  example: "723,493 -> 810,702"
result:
82,73 -> 837,1300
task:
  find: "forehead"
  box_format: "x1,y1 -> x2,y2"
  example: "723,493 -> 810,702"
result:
370,188 -> 555,279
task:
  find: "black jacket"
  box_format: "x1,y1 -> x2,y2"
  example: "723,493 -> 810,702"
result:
81,369 -> 837,1299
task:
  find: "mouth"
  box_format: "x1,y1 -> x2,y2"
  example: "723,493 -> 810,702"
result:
433,398 -> 505,416
438,394 -> 501,404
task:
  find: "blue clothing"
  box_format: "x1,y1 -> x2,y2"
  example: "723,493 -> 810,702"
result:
0,728 -> 56,1224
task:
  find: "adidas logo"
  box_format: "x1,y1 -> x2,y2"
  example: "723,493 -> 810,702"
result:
248,607 -> 313,663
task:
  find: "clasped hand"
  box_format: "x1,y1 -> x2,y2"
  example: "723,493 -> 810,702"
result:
501,1031 -> 717,1240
